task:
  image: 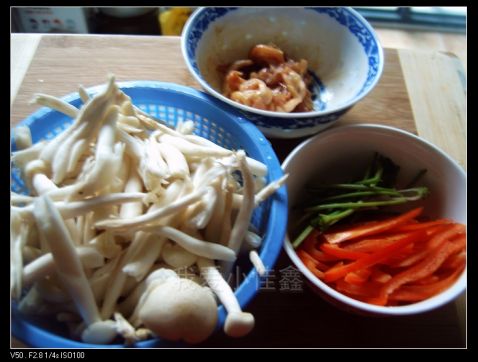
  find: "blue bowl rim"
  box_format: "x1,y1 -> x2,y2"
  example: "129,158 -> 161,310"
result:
181,6 -> 385,119
11,81 -> 288,348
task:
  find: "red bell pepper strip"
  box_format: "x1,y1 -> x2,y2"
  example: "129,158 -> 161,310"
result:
297,249 -> 330,271
343,234 -> 409,252
370,267 -> 392,283
369,234 -> 466,306
320,243 -> 369,260
441,250 -> 466,270
299,255 -> 325,280
389,263 -> 465,302
323,230 -> 427,283
344,268 -> 372,285
426,223 -> 465,249
394,218 -> 453,232
335,279 -> 381,298
323,207 -> 424,244
303,234 -> 340,262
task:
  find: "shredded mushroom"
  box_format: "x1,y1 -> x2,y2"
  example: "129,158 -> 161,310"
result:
11,75 -> 286,345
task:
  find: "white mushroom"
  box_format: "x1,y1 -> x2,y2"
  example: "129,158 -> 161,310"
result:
244,230 -> 262,249
161,242 -> 197,269
13,125 -> 33,150
221,150 -> 255,277
249,250 -> 266,277
30,93 -> 79,119
121,233 -> 166,281
23,246 -> 104,288
113,312 -> 151,345
11,75 -> 287,345
32,195 -> 101,327
72,106 -> 124,197
176,119 -> 195,135
81,320 -> 117,344
78,85 -> 90,103
146,225 -> 236,262
95,188 -> 205,231
158,133 -> 232,158
11,212 -> 29,299
227,151 -> 255,253
128,268 -> 178,324
197,257 -> 255,338
10,192 -> 35,205
184,134 -> 267,177
138,269 -> 218,344
11,192 -> 147,221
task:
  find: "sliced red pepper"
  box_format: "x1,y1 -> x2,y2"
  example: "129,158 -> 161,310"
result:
335,279 -> 381,298
391,248 -> 430,268
320,242 -> 370,260
303,234 -> 340,262
426,223 -> 465,249
441,251 -> 466,270
388,224 -> 461,268
297,249 -> 318,265
369,234 -> 466,306
394,218 -> 453,232
323,230 -> 427,283
343,234 -> 407,252
297,249 -> 330,271
389,264 -> 465,302
344,268 -> 372,285
323,207 -> 423,244
380,244 -> 420,266
301,257 -> 325,280
412,275 -> 440,285
370,267 -> 392,283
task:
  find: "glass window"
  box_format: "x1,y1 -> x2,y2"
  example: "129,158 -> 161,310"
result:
354,6 -> 466,33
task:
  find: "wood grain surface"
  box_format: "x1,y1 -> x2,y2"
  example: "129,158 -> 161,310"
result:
11,34 -> 466,349
12,35 -> 415,134
399,50 -> 467,169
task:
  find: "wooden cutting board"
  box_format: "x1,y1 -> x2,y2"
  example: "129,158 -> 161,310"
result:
11,34 -> 466,169
11,35 -> 415,128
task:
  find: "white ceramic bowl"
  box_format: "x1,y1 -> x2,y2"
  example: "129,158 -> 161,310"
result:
181,7 -> 384,139
282,124 -> 466,316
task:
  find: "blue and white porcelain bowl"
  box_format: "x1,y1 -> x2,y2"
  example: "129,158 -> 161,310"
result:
181,7 -> 384,139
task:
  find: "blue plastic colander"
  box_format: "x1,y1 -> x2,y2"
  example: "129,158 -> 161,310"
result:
11,81 -> 288,348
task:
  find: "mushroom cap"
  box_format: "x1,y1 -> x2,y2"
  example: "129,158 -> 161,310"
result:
139,277 -> 218,344
224,311 -> 255,338
161,242 -> 197,269
81,320 -> 117,344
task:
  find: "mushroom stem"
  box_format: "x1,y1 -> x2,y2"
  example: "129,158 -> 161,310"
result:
122,233 -> 166,280
32,195 -> 101,326
12,192 -> 146,221
249,250 -> 266,276
95,188 -> 205,231
197,257 -> 255,338
78,85 -> 90,103
227,151 -> 255,253
26,163 -> 81,245
11,192 -> 35,205
38,75 -> 117,165
158,134 -> 232,158
30,93 -> 79,119
147,226 -> 236,262
221,151 -> 255,277
23,246 -> 105,288
13,125 -> 33,150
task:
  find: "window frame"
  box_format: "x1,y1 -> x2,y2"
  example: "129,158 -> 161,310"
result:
354,7 -> 466,33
